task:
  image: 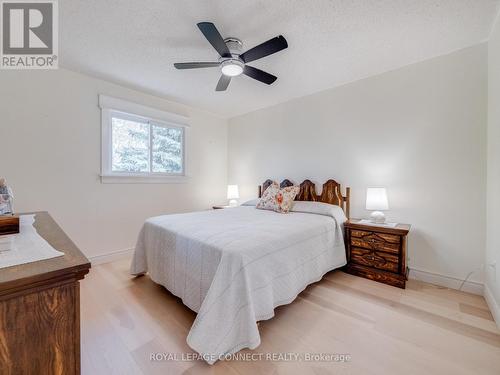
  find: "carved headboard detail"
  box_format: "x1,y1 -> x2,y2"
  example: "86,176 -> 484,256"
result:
258,179 -> 351,218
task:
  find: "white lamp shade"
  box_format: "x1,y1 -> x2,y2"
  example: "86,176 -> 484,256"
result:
366,187 -> 389,211
227,185 -> 239,200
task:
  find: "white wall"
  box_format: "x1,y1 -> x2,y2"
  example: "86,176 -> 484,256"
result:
228,44 -> 487,287
486,15 -> 500,323
0,68 -> 228,259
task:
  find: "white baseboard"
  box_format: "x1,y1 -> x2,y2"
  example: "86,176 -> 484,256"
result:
408,267 -> 484,295
484,283 -> 500,329
89,247 -> 134,265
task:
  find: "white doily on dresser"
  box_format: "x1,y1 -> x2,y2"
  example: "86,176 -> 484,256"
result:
0,214 -> 64,269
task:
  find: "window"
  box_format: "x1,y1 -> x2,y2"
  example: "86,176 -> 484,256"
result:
110,112 -> 184,174
100,95 -> 188,183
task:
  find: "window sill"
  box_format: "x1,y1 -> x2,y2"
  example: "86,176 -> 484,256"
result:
100,174 -> 189,184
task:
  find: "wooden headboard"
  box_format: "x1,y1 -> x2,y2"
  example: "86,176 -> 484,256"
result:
258,179 -> 351,218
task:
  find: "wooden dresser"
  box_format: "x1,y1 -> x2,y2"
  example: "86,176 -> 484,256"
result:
344,219 -> 410,288
0,212 -> 91,374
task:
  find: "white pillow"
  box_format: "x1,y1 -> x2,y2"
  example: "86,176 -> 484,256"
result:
290,201 -> 347,225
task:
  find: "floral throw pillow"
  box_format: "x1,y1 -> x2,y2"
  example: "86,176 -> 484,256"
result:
256,182 -> 300,213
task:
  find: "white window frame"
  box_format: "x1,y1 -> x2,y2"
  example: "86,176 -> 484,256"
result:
99,95 -> 189,184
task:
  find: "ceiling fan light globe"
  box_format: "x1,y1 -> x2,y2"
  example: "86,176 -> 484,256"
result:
221,60 -> 244,77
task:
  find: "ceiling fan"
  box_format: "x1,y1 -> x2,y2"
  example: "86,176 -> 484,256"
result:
174,22 -> 288,91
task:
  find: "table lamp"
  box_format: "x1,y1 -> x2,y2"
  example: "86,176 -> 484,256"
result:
227,185 -> 239,207
366,187 -> 389,223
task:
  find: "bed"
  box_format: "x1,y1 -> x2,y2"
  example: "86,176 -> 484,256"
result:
130,179 -> 350,364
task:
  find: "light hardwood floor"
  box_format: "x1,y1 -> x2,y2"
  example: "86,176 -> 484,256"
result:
81,258 -> 500,375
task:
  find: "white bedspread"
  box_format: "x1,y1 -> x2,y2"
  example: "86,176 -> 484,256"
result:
130,204 -> 346,364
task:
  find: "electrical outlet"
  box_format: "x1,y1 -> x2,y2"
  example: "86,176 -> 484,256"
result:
489,261 -> 497,282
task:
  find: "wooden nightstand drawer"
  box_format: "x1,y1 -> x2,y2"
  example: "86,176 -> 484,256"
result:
350,229 -> 372,238
350,236 -> 400,254
350,247 -> 399,273
351,229 -> 400,243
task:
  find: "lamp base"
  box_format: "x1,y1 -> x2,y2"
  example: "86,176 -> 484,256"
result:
370,211 -> 386,224
228,199 -> 238,207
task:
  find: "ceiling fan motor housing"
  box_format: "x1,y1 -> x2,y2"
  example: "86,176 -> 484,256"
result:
219,38 -> 244,76
224,37 -> 243,55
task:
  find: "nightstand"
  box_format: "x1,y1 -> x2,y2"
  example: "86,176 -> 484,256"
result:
344,219 -> 411,288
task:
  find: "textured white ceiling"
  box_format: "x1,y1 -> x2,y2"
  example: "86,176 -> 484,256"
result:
60,0 -> 500,118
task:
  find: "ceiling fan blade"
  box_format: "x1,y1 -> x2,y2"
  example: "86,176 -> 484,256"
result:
243,65 -> 277,85
216,75 -> 231,91
239,35 -> 288,63
174,62 -> 220,69
197,22 -> 231,57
